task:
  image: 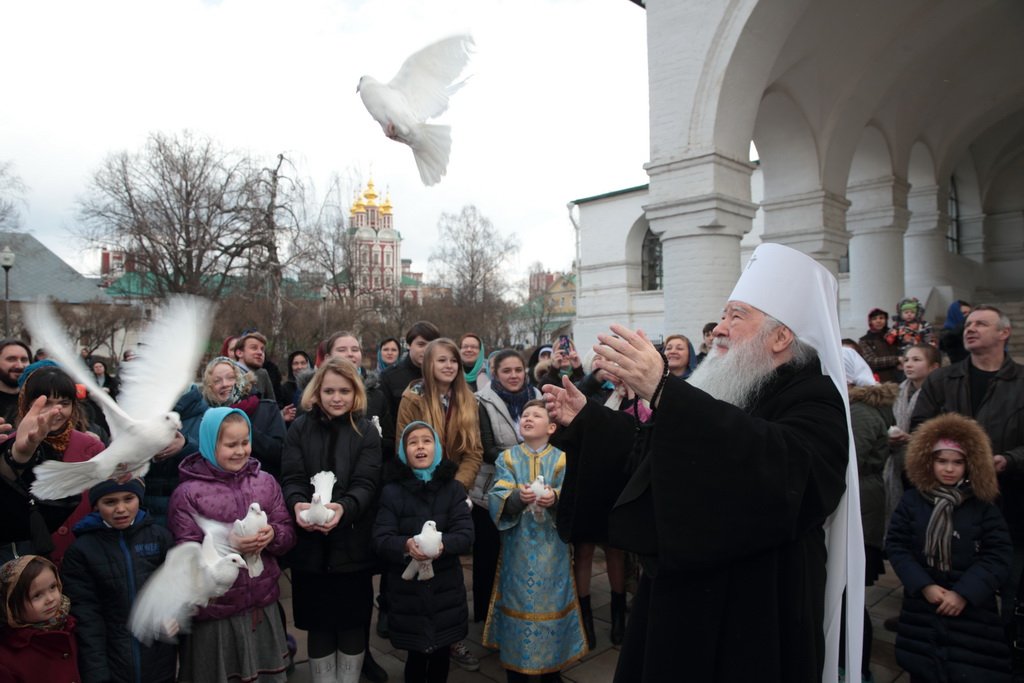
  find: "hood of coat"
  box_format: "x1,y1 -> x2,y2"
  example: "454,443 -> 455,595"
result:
178,450 -> 262,483
847,382 -> 899,408
905,412 -> 999,502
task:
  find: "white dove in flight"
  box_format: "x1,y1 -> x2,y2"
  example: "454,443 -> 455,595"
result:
528,475 -> 547,523
129,516 -> 246,645
299,471 -> 337,526
402,520 -> 442,581
357,34 -> 474,186
232,502 -> 268,578
25,296 -> 214,501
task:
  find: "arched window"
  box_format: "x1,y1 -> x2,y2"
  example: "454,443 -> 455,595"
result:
641,228 -> 662,291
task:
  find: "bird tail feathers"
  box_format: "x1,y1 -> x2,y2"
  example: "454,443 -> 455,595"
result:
410,123 -> 452,186
30,459 -> 110,501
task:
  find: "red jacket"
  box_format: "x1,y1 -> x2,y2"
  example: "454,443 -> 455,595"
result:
0,615 -> 80,683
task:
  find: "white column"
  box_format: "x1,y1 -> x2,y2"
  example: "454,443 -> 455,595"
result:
645,152 -> 758,338
846,176 -> 910,321
760,189 -> 851,275
904,184 -> 949,301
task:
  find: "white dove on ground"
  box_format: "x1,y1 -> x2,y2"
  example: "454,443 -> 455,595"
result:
357,34 -> 474,186
402,520 -> 442,581
233,502 -> 268,578
528,475 -> 547,523
299,471 -> 337,526
129,516 -> 246,645
25,296 -> 213,501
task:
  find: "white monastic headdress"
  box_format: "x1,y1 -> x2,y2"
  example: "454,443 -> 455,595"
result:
728,242 -> 865,683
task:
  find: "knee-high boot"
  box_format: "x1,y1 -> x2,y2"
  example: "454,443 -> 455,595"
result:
579,595 -> 596,650
610,591 -> 626,645
337,651 -> 365,683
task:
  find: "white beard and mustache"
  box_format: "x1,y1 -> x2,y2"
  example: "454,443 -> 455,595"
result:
686,324 -> 780,409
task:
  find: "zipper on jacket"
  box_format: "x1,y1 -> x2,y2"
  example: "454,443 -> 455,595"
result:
119,531 -> 143,682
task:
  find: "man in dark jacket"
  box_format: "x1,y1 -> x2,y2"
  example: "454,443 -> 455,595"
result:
379,320 -> 440,420
546,243 -> 858,683
911,304 -> 1024,634
859,307 -> 901,382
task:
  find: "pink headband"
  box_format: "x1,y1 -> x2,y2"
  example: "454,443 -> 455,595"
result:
933,438 -> 966,455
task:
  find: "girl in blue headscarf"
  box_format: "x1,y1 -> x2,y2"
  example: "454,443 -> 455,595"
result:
373,421 -> 474,683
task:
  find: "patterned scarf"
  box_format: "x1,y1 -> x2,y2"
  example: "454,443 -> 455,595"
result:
490,377 -> 531,423
922,483 -> 972,572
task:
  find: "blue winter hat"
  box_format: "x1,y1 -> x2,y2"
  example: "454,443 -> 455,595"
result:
88,478 -> 146,507
398,421 -> 443,482
17,359 -> 59,389
198,407 -> 252,470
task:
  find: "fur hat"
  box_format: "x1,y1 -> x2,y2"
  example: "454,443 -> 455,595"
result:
905,413 -> 999,502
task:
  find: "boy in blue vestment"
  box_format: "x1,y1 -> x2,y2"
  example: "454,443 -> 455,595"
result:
483,400 -> 587,681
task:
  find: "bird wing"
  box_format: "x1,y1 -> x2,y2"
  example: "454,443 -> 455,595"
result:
23,299 -> 133,432
129,541 -> 205,644
117,296 -> 215,422
388,34 -> 473,121
196,515 -> 235,564
311,471 -> 337,501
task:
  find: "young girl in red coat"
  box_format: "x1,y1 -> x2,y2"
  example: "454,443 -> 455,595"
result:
168,407 -> 296,683
0,554 -> 80,682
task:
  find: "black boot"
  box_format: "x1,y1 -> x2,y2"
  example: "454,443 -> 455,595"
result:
610,591 -> 626,645
579,595 -> 596,650
362,648 -> 388,683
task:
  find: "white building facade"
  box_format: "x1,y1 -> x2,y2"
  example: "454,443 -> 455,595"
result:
573,0 -> 1024,350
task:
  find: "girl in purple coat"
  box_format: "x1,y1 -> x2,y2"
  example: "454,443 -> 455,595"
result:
168,407 -> 297,683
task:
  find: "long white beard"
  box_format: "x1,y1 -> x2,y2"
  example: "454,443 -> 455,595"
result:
686,327 -> 778,409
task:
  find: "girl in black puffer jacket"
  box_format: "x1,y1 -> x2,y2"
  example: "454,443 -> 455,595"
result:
374,421 -> 473,683
886,412 -> 1013,682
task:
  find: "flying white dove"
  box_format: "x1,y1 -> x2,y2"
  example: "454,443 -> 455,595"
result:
129,516 -> 246,645
528,475 -> 547,523
299,471 -> 337,526
402,520 -> 442,581
357,34 -> 474,186
232,502 -> 268,578
25,296 -> 213,501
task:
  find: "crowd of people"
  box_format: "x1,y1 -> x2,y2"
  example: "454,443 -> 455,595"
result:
1,246 -> 1023,683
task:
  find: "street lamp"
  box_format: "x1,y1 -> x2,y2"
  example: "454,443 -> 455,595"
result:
1,247 -> 14,337
320,284 -> 330,340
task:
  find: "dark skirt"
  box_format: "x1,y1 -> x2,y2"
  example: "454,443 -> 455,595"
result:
179,606 -> 288,683
292,569 -> 373,632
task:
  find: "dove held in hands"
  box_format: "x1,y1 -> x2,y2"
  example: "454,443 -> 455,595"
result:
402,520 -> 443,581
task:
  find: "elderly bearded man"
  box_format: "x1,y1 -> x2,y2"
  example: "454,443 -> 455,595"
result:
545,244 -> 863,683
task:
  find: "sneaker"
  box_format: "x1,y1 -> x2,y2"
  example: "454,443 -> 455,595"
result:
449,641 -> 480,671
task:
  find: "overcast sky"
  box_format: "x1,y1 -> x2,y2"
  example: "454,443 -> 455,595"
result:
0,0 -> 649,287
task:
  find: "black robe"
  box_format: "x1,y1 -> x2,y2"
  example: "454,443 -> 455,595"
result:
555,360 -> 848,683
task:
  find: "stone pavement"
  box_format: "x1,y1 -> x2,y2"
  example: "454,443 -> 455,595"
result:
280,550 -> 911,682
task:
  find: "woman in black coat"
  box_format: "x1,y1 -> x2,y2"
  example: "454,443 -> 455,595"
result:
282,357 -> 382,681
374,421 -> 473,683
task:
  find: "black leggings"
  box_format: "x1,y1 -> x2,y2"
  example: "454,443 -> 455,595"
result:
307,627 -> 364,658
404,649 -> 450,683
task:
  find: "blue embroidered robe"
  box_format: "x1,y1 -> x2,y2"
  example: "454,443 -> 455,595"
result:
482,442 -> 587,673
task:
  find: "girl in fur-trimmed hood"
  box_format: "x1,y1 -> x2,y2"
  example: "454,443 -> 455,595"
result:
886,412 -> 1013,682
904,412 -> 1000,502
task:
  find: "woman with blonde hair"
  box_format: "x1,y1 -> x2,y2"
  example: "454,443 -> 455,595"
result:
282,357 -> 383,683
394,338 -> 483,671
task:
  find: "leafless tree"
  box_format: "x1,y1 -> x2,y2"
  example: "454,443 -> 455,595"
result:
429,205 -> 518,342
0,161 -> 26,230
46,299 -> 145,359
77,131 -> 257,298
296,172 -> 362,300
